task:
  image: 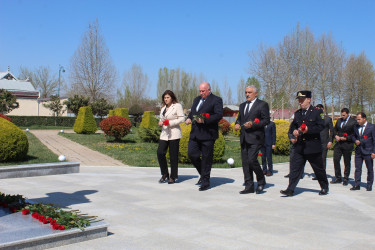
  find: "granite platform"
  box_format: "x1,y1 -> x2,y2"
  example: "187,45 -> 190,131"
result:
0,162 -> 80,179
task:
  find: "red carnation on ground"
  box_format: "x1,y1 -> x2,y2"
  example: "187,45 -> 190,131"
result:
22,209 -> 30,215
52,224 -> 60,230
258,153 -> 263,156
202,113 -> 210,119
364,135 -> 368,139
163,120 -> 169,126
32,212 -> 39,219
59,225 -> 65,230
300,123 -> 307,131
50,219 -> 57,225
254,118 -> 260,124
343,133 -> 348,138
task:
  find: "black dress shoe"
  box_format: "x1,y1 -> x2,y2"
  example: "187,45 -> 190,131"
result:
159,175 -> 169,183
239,185 -> 255,194
367,186 -> 372,191
350,185 -> 360,190
199,185 -> 210,191
168,178 -> 175,184
196,178 -> 202,185
256,185 -> 265,194
319,188 -> 329,195
284,174 -> 290,178
330,178 -> 342,184
280,189 -> 294,196
343,180 -> 348,186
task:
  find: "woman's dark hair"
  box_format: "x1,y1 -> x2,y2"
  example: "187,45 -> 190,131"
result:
162,90 -> 178,105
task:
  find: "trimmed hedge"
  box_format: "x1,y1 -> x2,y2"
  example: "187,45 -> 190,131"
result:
176,123 -> 225,163
138,111 -> 160,142
8,115 -> 102,127
274,119 -> 291,155
108,110 -> 115,117
114,108 -> 129,119
0,118 -> 29,162
73,106 -> 98,134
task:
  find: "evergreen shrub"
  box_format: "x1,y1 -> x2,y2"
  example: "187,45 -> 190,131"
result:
274,119 -> 290,155
108,110 -> 115,117
0,118 -> 29,162
73,106 -> 97,134
138,111 -> 160,142
114,108 -> 129,119
99,116 -> 132,141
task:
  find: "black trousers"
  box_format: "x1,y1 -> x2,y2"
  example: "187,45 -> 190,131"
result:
261,145 -> 273,172
188,139 -> 215,187
241,143 -> 266,188
333,145 -> 353,180
354,152 -> 374,187
287,151 -> 328,191
157,139 -> 180,179
321,143 -> 329,170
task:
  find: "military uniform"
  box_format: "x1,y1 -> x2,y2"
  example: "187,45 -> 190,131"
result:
281,91 -> 329,196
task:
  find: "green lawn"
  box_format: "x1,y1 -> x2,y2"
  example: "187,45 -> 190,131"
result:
0,132 -> 59,166
60,129 -> 300,168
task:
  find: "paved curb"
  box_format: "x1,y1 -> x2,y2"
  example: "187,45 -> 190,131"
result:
0,162 -> 80,179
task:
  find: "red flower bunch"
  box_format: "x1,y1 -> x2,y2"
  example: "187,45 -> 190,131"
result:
258,153 -> 263,156
343,133 -> 348,138
300,123 -> 307,131
31,212 -> 65,230
0,113 -> 12,122
163,120 -> 169,126
202,113 -> 210,119
254,118 -> 260,124
364,135 -> 368,139
193,113 -> 210,123
22,208 -> 30,215
99,116 -> 132,141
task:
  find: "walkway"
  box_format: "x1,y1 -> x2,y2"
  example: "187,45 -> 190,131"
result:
30,130 -> 125,166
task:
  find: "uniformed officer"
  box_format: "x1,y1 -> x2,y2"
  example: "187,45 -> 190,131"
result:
280,90 -> 329,196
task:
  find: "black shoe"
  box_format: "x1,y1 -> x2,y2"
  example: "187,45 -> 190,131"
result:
319,188 -> 329,195
196,178 -> 202,185
159,175 -> 169,183
343,180 -> 348,186
312,177 -> 318,180
280,189 -> 294,196
168,178 -> 175,184
367,186 -> 372,191
239,185 -> 254,194
350,185 -> 360,190
199,185 -> 210,191
330,178 -> 342,184
284,174 -> 290,178
256,184 -> 265,194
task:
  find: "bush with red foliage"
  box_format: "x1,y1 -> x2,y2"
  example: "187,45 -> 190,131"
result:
218,118 -> 231,135
99,116 -> 132,141
0,113 -> 11,122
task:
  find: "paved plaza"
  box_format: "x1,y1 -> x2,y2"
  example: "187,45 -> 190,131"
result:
1,130 -> 375,249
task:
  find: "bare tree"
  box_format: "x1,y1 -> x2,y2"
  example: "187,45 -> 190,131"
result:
69,19 -> 117,101
237,77 -> 246,104
120,63 -> 149,107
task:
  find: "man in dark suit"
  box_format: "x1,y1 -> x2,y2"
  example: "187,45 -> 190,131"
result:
350,112 -> 375,191
234,85 -> 270,194
186,82 -> 223,191
280,90 -> 329,196
332,108 -> 357,186
314,104 -> 334,178
261,121 -> 276,176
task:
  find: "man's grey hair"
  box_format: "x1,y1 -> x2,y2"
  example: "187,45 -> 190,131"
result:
245,85 -> 258,93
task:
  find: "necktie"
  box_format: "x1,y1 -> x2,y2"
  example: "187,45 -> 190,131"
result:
302,109 -> 307,116
196,99 -> 205,112
360,125 -> 365,136
341,120 -> 347,128
245,101 -> 251,115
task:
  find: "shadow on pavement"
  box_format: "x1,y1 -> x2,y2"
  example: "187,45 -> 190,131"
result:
177,175 -> 198,183
210,177 -> 235,188
31,190 -> 98,207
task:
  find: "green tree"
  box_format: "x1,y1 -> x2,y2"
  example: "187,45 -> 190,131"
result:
63,95 -> 90,116
43,95 -> 65,126
0,89 -> 19,113
90,98 -> 114,119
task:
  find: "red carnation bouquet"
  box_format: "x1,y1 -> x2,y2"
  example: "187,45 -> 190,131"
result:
300,123 -> 307,131
163,120 -> 169,126
364,135 -> 368,139
258,153 -> 263,156
343,133 -> 348,138
193,113 -> 210,123
241,118 -> 260,127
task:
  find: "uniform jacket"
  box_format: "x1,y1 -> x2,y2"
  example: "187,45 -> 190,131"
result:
159,103 -> 185,141
289,106 -> 324,154
333,116 -> 357,150
352,122 -> 375,155
264,121 -> 276,146
320,114 -> 334,145
235,98 -> 270,145
188,93 -> 223,141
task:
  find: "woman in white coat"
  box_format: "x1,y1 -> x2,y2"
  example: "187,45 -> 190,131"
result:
157,90 -> 185,184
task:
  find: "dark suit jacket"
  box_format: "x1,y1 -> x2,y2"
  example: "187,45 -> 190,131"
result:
352,122 -> 375,155
289,106 -> 324,154
235,98 -> 270,145
188,93 -> 223,141
320,114 -> 334,145
264,121 -> 276,146
333,116 -> 357,150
